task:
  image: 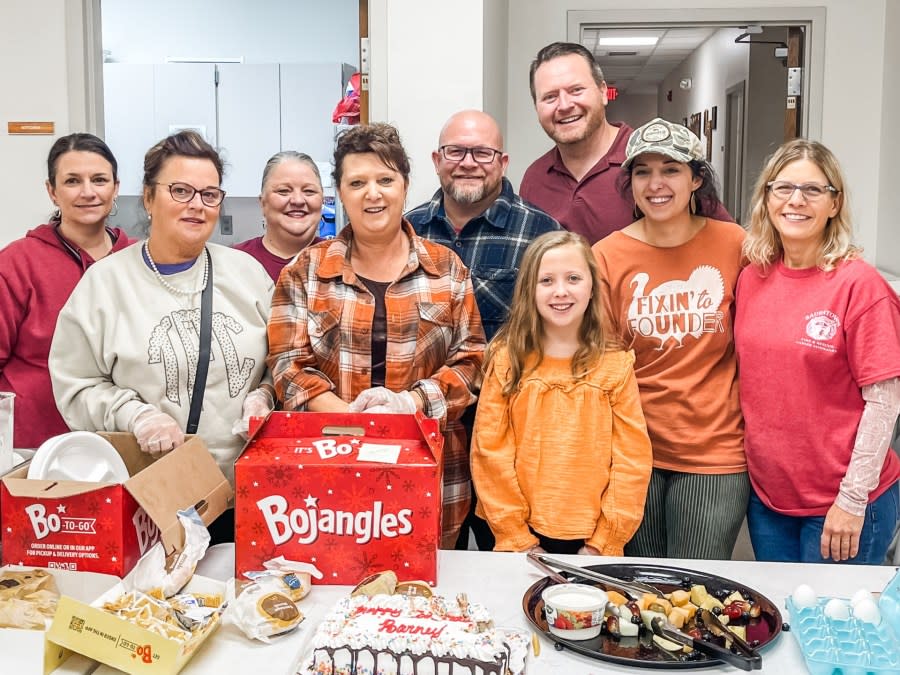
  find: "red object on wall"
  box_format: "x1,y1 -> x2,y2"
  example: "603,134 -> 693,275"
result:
235,411 -> 444,586
607,86 -> 618,101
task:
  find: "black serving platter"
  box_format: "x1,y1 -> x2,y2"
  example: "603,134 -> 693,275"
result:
522,563 -> 783,669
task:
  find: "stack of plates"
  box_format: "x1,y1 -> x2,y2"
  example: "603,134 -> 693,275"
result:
27,432 -> 129,483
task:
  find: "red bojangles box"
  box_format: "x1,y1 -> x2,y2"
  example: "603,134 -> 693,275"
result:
0,433 -> 231,577
235,411 -> 443,585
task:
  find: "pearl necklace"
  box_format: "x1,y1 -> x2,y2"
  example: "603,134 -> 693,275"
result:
143,241 -> 209,296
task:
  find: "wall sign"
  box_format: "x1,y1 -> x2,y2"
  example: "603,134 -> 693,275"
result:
8,121 -> 55,135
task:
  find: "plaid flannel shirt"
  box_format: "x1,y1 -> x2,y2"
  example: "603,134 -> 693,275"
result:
406,177 -> 560,341
267,220 -> 486,546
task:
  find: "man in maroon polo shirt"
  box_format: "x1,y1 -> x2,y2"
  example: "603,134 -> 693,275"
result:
520,42 -> 731,244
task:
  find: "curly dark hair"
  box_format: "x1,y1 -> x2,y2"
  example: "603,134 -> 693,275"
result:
332,123 -> 410,187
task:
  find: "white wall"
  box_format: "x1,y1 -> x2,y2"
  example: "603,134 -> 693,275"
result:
606,94 -> 658,130
657,28 -> 748,189
0,1 -> 71,247
100,0 -> 359,66
369,0 -> 486,208
876,1 -> 900,275
483,0 -> 510,143
506,0 -> 890,264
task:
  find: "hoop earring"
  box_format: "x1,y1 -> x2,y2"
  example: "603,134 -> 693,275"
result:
632,204 -> 643,220
690,191 -> 698,215
52,208 -> 61,223
110,198 -> 119,217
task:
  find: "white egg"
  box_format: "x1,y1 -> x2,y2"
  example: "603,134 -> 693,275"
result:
823,598 -> 851,621
850,588 -> 873,608
792,584 -> 818,609
852,598 -> 881,625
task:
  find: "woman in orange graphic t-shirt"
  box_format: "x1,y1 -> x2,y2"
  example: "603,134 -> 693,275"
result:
592,118 -> 748,560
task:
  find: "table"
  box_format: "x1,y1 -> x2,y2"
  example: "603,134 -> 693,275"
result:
83,548 -> 897,675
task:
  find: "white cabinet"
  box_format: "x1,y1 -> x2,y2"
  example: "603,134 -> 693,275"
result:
103,62 -> 351,197
216,64 -> 281,197
280,63 -> 354,170
103,63 -> 155,196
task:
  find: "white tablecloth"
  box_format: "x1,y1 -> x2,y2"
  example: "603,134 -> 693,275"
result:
83,547 -> 898,675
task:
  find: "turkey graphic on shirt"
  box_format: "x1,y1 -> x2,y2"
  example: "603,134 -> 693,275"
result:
627,265 -> 726,349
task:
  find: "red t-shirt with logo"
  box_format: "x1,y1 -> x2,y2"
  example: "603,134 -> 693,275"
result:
735,258 -> 900,516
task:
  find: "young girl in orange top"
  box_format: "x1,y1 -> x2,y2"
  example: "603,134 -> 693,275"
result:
472,231 -> 652,555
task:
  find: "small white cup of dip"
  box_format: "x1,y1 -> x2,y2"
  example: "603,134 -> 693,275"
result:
542,583 -> 609,640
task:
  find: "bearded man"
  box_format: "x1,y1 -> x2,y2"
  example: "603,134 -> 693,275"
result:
407,109 -> 559,342
407,109 -> 559,553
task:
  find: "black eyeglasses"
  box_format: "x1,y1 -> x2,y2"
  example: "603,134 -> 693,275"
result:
157,182 -> 226,207
439,145 -> 503,164
766,181 -> 838,201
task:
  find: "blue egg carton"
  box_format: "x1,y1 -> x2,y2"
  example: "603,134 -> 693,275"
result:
786,568 -> 900,675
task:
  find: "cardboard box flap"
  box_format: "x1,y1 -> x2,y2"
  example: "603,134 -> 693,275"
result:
0,463 -> 118,498
123,436 -> 232,556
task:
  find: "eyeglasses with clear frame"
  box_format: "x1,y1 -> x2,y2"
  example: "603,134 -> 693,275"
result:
766,181 -> 838,201
438,145 -> 503,164
156,182 -> 226,207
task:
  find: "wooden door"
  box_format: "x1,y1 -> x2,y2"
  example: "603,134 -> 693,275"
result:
359,0 -> 369,124
784,26 -> 804,140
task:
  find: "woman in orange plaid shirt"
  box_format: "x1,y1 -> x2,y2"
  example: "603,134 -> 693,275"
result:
267,123 -> 487,548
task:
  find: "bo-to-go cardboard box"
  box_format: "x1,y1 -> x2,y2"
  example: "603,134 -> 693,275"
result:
235,411 -> 444,586
1,433 -> 232,576
48,573 -> 225,675
0,564 -> 119,675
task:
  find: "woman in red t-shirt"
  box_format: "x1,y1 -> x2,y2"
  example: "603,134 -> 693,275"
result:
735,139 -> 900,564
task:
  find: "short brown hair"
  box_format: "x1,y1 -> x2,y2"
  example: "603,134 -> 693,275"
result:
529,42 -> 605,102
142,130 -> 224,193
332,123 -> 410,187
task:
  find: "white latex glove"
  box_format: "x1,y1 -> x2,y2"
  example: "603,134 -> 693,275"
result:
130,406 -> 184,456
232,388 -> 275,438
348,387 -> 417,414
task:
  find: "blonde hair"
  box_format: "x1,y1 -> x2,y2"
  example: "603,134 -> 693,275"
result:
744,139 -> 860,270
487,231 -> 614,396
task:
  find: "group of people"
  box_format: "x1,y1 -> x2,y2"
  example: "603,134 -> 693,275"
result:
1,41 -> 898,564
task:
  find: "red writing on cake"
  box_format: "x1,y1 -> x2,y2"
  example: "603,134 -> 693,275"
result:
256,495 -> 413,545
354,605 -> 403,618
25,504 -> 97,540
132,507 -> 161,555
378,619 -> 446,640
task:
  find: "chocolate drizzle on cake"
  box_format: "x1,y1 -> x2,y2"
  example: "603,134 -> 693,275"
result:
312,644 -> 513,674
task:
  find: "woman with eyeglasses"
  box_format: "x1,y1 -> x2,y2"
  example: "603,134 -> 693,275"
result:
50,131 -> 274,525
735,139 -> 900,564
592,118 -> 748,560
267,123 -> 486,548
0,133 -> 132,450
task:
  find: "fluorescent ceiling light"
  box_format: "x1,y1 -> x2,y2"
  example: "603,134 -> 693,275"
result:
597,37 -> 658,47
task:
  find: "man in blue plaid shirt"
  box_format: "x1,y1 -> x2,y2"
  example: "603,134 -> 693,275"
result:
407,110 -> 560,342
407,110 -> 560,550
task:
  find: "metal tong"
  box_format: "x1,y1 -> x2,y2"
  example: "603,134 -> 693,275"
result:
700,609 -> 763,666
650,616 -> 762,671
526,552 -> 663,600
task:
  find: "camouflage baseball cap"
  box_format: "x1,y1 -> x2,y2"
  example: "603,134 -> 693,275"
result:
623,118 -> 704,168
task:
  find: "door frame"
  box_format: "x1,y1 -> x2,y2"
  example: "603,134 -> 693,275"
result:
723,80 -> 747,222
567,6 -> 826,140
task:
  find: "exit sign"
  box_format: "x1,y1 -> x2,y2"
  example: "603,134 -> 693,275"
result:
607,86 -> 618,101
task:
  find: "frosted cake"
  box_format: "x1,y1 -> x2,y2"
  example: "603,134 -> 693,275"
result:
302,592 -> 530,675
